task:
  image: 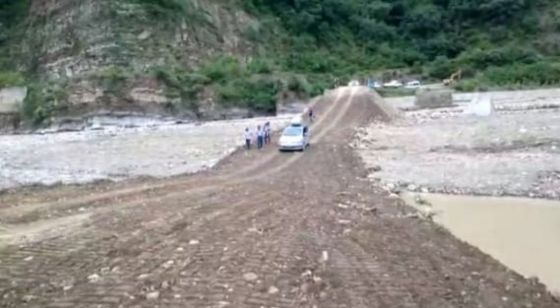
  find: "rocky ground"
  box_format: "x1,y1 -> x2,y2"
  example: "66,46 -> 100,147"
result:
357,89 -> 560,200
0,114 -> 295,191
1,87 -> 557,307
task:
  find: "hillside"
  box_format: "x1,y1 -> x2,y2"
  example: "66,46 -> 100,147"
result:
1,0 -> 560,127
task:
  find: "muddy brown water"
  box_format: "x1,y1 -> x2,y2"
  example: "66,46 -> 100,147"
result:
403,192 -> 560,294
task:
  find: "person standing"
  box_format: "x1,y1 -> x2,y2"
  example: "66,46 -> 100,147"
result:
256,125 -> 264,149
264,122 -> 271,144
244,127 -> 253,150
308,107 -> 314,123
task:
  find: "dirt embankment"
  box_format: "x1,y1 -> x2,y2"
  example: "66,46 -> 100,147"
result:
0,87 -> 557,308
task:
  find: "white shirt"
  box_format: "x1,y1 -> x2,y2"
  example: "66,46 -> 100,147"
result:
244,131 -> 253,140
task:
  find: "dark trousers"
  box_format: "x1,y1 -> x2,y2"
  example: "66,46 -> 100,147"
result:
245,139 -> 251,150
257,136 -> 264,149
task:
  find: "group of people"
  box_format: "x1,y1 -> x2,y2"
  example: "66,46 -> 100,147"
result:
244,122 -> 271,150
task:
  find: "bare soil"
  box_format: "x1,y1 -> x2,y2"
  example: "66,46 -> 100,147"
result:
0,87 -> 558,307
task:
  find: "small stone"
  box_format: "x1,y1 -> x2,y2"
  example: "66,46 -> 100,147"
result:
174,294 -> 181,299
63,285 -> 73,291
137,274 -> 150,280
268,286 -> 279,294
337,219 -> 351,225
243,272 -> 258,282
138,30 -> 151,40
301,270 -> 313,278
87,274 -> 100,283
502,296 -> 508,302
22,295 -> 36,302
176,247 -> 184,252
388,193 -> 399,199
23,256 -> 34,262
161,281 -> 169,289
322,251 -> 329,262
407,184 -> 417,191
146,291 -> 160,300
337,203 -> 349,209
189,240 -> 200,245
421,187 -> 429,193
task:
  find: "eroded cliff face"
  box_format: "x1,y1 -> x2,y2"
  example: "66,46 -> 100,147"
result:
22,0 -> 259,121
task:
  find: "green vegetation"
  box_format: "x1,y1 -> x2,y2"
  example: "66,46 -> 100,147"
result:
0,0 -> 29,70
153,56 -> 322,113
0,71 -> 25,87
21,82 -> 66,127
238,0 -> 560,88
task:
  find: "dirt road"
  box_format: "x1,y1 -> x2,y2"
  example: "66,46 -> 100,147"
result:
0,87 -> 558,307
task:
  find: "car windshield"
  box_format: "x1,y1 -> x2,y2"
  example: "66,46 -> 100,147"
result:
282,127 -> 302,137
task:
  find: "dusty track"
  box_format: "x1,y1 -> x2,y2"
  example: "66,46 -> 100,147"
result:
0,87 -> 558,307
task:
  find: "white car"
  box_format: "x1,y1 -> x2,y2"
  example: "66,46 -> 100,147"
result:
405,80 -> 421,89
278,124 -> 310,151
383,80 -> 403,88
348,80 -> 360,87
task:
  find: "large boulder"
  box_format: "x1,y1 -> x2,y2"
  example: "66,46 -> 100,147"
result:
415,89 -> 453,109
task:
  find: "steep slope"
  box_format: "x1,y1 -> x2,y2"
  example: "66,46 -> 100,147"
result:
18,0 -> 267,124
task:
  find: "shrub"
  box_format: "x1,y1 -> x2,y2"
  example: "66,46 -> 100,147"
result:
199,56 -> 243,82
21,83 -> 65,126
247,58 -> 274,74
458,46 -> 539,70
427,56 -> 456,79
96,66 -> 130,95
483,62 -> 560,86
453,79 -> 481,92
0,71 -> 25,87
217,78 -> 279,113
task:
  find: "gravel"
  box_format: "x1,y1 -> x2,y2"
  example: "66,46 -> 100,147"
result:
358,89 -> 560,200
0,114 -> 295,190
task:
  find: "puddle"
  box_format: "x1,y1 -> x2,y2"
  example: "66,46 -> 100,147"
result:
402,192 -> 560,294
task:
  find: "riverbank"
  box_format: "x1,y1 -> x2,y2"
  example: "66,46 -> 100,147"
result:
357,89 -> 560,200
0,114 -> 294,191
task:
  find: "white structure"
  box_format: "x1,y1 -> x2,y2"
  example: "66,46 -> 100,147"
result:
467,93 -> 495,117
0,87 -> 27,113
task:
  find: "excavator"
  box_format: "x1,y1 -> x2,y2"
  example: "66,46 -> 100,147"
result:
443,69 -> 462,86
